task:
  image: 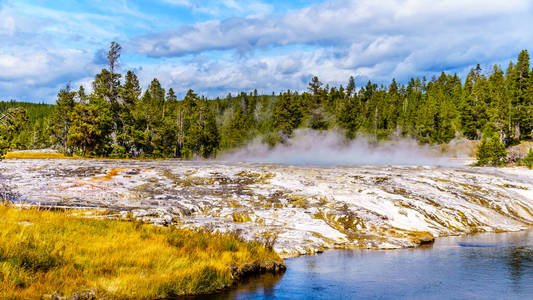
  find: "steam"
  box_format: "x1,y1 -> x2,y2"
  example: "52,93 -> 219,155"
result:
220,129 -> 467,167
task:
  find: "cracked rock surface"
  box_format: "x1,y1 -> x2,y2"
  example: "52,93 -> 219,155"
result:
2,159 -> 533,257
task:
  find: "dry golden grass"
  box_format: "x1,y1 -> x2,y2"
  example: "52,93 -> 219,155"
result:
4,151 -> 77,159
0,206 -> 283,299
4,151 -> 167,161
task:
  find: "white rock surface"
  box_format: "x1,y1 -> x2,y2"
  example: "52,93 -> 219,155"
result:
1,159 -> 533,257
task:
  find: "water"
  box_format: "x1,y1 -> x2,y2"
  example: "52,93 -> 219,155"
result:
200,230 -> 533,300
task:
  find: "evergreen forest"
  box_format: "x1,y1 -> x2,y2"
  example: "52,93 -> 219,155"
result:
2,43 -> 533,161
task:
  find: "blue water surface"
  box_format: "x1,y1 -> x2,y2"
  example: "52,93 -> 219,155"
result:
197,230 -> 533,300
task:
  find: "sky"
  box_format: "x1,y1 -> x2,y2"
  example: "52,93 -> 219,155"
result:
0,0 -> 532,103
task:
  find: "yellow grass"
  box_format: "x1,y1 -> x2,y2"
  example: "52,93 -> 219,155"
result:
0,206 -> 283,299
4,151 -> 166,161
5,151 -> 78,159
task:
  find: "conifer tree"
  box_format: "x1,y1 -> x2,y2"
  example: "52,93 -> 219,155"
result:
337,93 -> 361,139
476,132 -> 507,166
346,76 -> 355,98
17,45 -> 533,163
508,50 -> 531,140
199,106 -> 220,158
50,85 -> 76,152
487,65 -> 511,142
273,91 -> 303,139
0,107 -> 27,159
67,100 -> 113,156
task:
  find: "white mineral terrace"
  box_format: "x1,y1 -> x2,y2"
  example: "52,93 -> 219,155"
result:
2,159 -> 533,257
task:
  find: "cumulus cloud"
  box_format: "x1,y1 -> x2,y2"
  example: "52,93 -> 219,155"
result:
130,0 -> 533,96
0,47 -> 98,101
134,0 -> 532,58
133,49 -> 354,99
0,1 -> 129,101
1,0 -> 533,102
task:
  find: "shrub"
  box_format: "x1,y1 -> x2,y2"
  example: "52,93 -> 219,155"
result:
476,133 -> 507,167
109,144 -> 127,158
524,148 -> 533,169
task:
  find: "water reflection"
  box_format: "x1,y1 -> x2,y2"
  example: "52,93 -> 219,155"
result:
187,272 -> 284,300
507,245 -> 533,288
200,230 -> 533,299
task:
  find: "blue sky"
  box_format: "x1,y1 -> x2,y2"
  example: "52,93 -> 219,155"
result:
0,0 -> 532,103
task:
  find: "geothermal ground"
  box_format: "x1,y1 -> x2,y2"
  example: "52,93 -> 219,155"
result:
1,159 -> 533,257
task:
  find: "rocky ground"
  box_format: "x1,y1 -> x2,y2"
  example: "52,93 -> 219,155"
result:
1,158 -> 533,257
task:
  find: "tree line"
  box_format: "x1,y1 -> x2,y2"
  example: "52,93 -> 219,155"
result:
0,105 -> 27,159
3,43 -> 533,161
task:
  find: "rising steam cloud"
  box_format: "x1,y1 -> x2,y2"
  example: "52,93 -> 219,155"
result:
220,129 -> 467,167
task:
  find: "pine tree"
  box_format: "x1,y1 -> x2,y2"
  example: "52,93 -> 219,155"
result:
107,42 -> 121,91
460,67 -> 490,140
116,71 -> 142,157
487,65 -> 511,143
77,86 -> 88,104
50,85 -> 76,153
308,76 -> 322,95
273,91 -> 303,139
122,71 -> 141,108
221,104 -> 247,150
308,76 -> 323,108
67,101 -> 113,156
346,76 -> 355,98
508,50 -> 531,140
337,94 -> 361,139
476,132 -> 507,166
199,106 -> 220,158
0,107 -> 27,159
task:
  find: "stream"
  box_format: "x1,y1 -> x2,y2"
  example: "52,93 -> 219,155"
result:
201,230 -> 533,299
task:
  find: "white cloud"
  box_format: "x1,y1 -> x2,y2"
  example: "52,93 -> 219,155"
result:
135,0 -> 532,58
0,1 -> 134,102
0,47 -> 98,101
2,0 -> 533,102
129,0 -> 533,97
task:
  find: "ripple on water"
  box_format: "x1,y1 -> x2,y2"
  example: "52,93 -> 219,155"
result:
458,242 -> 514,248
